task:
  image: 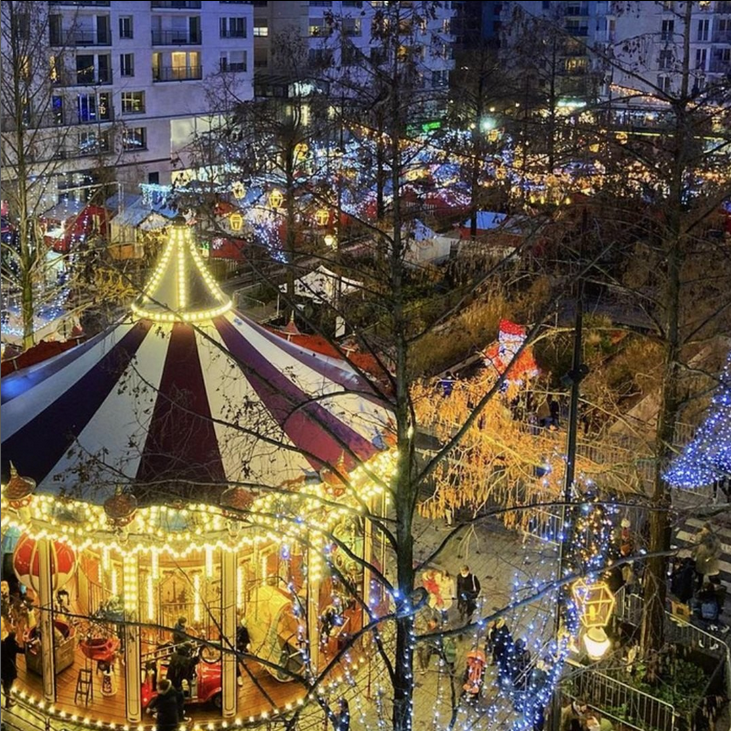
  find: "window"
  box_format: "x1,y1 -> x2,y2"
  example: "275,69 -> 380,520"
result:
658,49 -> 673,69
566,57 -> 588,73
76,92 -> 111,122
76,54 -> 111,84
148,172 -> 160,184
52,95 -> 64,125
341,44 -> 358,66
122,127 -> 146,151
308,48 -> 333,66
431,69 -> 448,87
309,19 -> 330,36
253,19 -> 268,36
254,47 -> 268,68
50,14 -> 63,45
657,74 -> 672,94
695,48 -> 707,69
121,91 -> 145,113
78,129 -> 109,155
661,19 -> 674,41
697,18 -> 709,41
442,18 -> 450,33
342,18 -> 361,36
220,50 -> 247,72
220,17 -> 246,38
120,53 -> 134,77
119,16 -> 133,39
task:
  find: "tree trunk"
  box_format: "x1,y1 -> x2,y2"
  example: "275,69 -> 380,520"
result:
639,0 -> 692,658
284,147 -> 297,320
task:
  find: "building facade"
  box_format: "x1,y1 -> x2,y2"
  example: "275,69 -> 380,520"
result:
1,0 -> 254,204
251,0 -> 455,116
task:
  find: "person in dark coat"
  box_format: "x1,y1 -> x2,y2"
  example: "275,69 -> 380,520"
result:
1,631 -> 25,708
147,678 -> 183,731
236,619 -> 250,687
456,565 -> 481,621
670,556 -> 695,604
488,619 -> 513,669
172,616 -> 189,646
164,645 -> 195,721
332,697 -> 350,731
510,638 -> 531,691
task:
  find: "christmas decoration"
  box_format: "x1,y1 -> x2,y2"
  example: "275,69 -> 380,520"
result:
13,534 -> 76,593
665,350 -> 731,488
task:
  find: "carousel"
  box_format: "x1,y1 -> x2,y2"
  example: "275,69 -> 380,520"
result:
0,217 -> 394,727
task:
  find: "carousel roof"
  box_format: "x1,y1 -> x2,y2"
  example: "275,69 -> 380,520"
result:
1,219 -> 390,506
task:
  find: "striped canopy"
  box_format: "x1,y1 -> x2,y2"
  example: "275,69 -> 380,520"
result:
1,220 -> 390,506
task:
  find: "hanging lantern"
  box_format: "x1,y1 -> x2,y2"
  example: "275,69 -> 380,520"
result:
269,189 -> 284,209
13,533 -> 76,593
583,626 -> 611,660
314,208 -> 329,226
5,463 -> 36,509
294,142 -> 309,161
231,181 -> 246,200
220,485 -> 255,517
320,453 -> 348,498
229,212 -> 244,231
572,578 -> 616,628
103,487 -> 138,529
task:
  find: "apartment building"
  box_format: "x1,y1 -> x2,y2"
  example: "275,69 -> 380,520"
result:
609,0 -> 731,105
1,0 -> 254,202
502,1 -> 731,111
251,0 -> 455,115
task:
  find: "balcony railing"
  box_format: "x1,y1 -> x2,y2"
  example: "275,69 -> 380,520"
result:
49,1 -> 110,5
709,59 -> 731,73
220,28 -> 246,38
712,30 -> 731,43
51,29 -> 111,46
152,65 -> 202,82
151,1 -> 201,8
566,25 -> 589,37
220,61 -> 246,72
151,29 -> 201,45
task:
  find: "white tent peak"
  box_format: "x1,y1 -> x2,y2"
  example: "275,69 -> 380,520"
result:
131,217 -> 232,323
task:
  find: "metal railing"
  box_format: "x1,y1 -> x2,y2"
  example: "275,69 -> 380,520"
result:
568,664 -> 677,731
151,0 -> 201,7
152,65 -> 202,82
151,29 -> 202,45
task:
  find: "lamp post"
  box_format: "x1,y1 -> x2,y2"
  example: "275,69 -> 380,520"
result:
550,208 -> 589,731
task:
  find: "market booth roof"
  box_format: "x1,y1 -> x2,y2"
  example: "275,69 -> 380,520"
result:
1,218 -> 391,508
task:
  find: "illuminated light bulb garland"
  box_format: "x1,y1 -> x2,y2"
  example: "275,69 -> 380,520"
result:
665,350 -> 731,489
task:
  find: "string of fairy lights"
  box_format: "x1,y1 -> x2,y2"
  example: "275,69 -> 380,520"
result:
664,349 -> 731,490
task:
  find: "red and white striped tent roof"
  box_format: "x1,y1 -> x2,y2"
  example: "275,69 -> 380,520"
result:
1,219 -> 391,506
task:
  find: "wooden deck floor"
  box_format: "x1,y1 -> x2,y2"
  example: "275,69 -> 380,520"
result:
15,645 -> 307,725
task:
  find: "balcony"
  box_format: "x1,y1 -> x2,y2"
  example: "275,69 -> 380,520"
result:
151,29 -> 201,45
709,59 -> 731,73
49,1 -> 110,5
50,29 -> 111,46
152,65 -> 202,82
151,1 -> 201,8
220,60 -> 246,72
566,25 -> 589,37
220,28 -> 246,38
712,30 -> 731,43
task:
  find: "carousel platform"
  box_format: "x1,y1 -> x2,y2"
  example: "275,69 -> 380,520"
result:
13,643 -> 308,727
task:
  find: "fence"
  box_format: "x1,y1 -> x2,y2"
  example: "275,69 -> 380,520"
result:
567,661 -> 677,731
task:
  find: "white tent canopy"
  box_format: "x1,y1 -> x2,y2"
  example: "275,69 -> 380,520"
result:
281,265 -> 362,304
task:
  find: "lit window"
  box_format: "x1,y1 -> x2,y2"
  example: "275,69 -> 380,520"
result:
253,19 -> 268,36
122,127 -> 147,151
121,91 -> 145,114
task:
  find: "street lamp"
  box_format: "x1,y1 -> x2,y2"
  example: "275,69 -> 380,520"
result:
583,627 -> 611,660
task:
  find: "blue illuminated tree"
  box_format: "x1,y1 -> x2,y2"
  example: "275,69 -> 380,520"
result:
665,351 -> 731,489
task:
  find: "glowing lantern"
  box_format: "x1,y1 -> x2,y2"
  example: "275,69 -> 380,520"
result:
314,209 -> 329,226
231,181 -> 246,200
13,534 -> 76,593
294,142 -> 309,160
103,488 -> 138,529
5,464 -> 36,509
583,626 -> 611,659
229,212 -> 244,231
269,189 -> 284,209
572,578 -> 615,628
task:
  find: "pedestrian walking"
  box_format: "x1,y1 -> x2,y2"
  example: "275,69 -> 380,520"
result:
560,699 -> 588,731
1,630 -> 25,708
456,565 -> 481,622
440,634 -> 457,676
332,698 -> 350,731
693,526 -> 722,591
146,679 -> 183,731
